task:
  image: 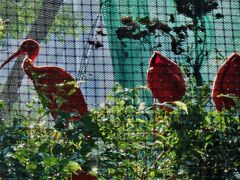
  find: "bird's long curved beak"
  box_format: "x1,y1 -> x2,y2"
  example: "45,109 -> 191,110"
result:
0,48 -> 25,70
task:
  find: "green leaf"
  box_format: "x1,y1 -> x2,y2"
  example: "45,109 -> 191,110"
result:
65,161 -> 81,173
0,100 -> 6,109
0,17 -> 4,31
112,82 -> 124,93
26,162 -> 37,171
68,88 -> 77,96
39,143 -> 49,153
55,96 -> 65,106
172,101 -> 188,114
43,157 -> 58,167
38,93 -> 51,108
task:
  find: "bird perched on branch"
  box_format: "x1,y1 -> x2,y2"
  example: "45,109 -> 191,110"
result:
212,52 -> 240,111
147,51 -> 186,110
0,39 -> 88,121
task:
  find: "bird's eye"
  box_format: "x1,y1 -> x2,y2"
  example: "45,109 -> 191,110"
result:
21,43 -> 27,48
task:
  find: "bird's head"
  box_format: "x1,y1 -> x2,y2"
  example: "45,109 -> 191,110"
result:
149,51 -> 180,70
0,39 -> 40,70
149,51 -> 167,67
20,39 -> 40,58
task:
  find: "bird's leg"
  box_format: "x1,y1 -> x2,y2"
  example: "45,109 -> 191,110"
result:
152,98 -> 157,137
152,98 -> 157,111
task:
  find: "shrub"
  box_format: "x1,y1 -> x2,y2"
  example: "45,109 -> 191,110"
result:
0,82 -> 239,179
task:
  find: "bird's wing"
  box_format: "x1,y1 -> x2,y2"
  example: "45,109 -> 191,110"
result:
32,66 -> 75,82
218,53 -> 240,110
147,65 -> 186,102
31,66 -> 88,118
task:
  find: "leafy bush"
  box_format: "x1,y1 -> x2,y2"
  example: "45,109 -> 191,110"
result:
0,81 -> 239,179
0,100 -> 100,179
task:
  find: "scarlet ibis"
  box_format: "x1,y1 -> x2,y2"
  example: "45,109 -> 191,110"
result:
147,51 -> 186,108
0,39 -> 88,121
212,52 -> 240,111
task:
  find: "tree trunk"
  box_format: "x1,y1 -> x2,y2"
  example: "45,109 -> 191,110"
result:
193,65 -> 203,86
0,0 -> 64,119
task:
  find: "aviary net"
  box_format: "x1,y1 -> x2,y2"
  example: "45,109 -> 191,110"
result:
0,0 -> 239,179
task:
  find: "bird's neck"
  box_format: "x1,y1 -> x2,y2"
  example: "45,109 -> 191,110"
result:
28,48 -> 39,61
22,56 -> 35,78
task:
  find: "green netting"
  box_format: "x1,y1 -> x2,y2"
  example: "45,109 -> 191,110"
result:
100,0 -> 154,88
0,0 -> 239,179
100,0 -> 239,86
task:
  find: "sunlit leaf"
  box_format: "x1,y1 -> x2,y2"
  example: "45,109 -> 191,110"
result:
172,101 -> 188,114
0,100 -> 6,109
65,161 -> 81,173
43,157 -> 58,167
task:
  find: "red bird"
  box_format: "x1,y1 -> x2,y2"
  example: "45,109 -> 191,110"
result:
212,52 -> 240,111
147,51 -> 186,106
0,39 -> 88,121
71,171 -> 97,180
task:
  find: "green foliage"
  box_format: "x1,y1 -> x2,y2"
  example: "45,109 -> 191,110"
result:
170,80 -> 240,179
0,100 -> 6,109
0,81 -> 239,179
91,82 -> 239,179
91,83 -> 179,179
50,4 -> 84,41
0,0 -> 84,40
0,17 -> 4,39
0,100 -> 99,179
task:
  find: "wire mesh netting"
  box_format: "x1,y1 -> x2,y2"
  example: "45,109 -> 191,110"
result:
0,0 -> 239,179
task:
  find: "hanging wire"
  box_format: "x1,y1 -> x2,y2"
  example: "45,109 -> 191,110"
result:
76,13 -> 101,82
76,0 -> 110,83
